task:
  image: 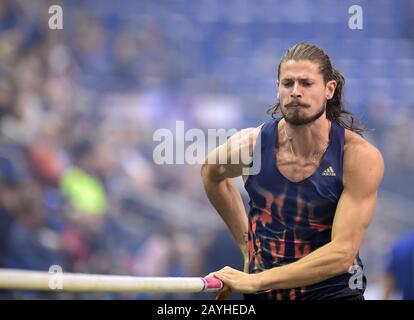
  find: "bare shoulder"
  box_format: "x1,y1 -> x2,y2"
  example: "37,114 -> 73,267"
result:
228,123 -> 264,163
230,124 -> 263,147
232,124 -> 263,182
343,129 -> 384,191
203,123 -> 264,180
344,129 -> 383,165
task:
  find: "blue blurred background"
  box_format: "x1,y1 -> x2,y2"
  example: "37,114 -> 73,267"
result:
0,0 -> 413,299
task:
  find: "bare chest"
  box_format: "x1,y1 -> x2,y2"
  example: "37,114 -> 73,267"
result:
276,148 -> 322,182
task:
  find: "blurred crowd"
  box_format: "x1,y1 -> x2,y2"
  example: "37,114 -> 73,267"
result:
0,0 -> 413,299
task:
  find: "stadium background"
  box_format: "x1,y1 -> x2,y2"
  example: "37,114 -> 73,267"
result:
0,0 -> 413,299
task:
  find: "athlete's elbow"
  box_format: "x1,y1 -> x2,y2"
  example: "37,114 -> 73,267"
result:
334,244 -> 357,274
337,257 -> 354,275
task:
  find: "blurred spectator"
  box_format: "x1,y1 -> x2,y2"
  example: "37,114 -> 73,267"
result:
0,0 -> 413,300
383,231 -> 414,300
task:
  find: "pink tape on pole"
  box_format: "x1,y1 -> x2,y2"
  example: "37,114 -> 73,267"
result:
202,277 -> 223,292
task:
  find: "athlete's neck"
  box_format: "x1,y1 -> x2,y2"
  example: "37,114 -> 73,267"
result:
281,116 -> 331,159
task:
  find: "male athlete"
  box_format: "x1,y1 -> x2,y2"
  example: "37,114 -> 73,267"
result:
201,43 -> 384,300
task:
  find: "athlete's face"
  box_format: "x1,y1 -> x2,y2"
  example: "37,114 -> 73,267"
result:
277,59 -> 336,126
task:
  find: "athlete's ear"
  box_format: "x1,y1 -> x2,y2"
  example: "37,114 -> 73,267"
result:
326,80 -> 336,100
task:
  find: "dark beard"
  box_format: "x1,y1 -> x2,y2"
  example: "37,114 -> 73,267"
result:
281,103 -> 326,126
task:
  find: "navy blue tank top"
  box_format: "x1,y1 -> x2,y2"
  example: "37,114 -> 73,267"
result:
244,117 -> 365,300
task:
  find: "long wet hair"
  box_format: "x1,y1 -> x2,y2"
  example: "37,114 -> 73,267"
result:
267,43 -> 367,136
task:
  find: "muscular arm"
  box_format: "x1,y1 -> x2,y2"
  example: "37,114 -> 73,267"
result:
201,126 -> 261,264
211,139 -> 384,293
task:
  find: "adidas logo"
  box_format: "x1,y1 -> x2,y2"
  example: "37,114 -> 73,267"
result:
322,166 -> 336,176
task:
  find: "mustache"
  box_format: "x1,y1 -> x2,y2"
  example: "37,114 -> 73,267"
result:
285,101 -> 310,108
